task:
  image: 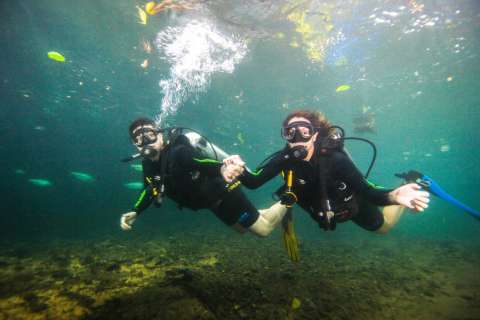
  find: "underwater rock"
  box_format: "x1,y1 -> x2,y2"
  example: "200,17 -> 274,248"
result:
51,269 -> 70,279
280,272 -> 295,281
105,263 -> 120,272
166,268 -> 195,282
60,289 -> 96,308
179,268 -> 194,281
461,294 -> 474,301
23,293 -> 48,312
154,257 -> 169,266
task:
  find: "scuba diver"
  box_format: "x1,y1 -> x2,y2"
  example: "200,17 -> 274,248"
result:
222,110 -> 431,259
119,118 -> 288,237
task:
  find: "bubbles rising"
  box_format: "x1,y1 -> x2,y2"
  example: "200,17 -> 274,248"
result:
155,20 -> 247,124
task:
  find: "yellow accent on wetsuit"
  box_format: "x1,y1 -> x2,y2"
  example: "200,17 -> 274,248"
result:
227,180 -> 241,191
282,170 -> 300,262
283,211 -> 300,262
145,177 -> 158,196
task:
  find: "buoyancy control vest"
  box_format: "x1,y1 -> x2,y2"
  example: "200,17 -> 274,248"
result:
149,128 -> 231,210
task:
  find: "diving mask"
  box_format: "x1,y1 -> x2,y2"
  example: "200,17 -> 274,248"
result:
281,121 -> 316,143
132,126 -> 159,148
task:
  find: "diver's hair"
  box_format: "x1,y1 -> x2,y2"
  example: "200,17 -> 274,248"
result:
129,117 -> 157,139
282,109 -> 332,137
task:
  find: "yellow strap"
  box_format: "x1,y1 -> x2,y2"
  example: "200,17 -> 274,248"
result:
287,170 -> 293,188
282,219 -> 300,262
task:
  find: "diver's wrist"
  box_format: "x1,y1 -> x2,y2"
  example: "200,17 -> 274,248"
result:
387,191 -> 399,205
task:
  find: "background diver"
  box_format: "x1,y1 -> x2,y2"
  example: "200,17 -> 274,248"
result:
223,109 -> 430,238
119,118 -> 287,237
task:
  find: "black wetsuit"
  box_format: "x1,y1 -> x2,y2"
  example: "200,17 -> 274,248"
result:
240,147 -> 395,231
132,136 -> 259,227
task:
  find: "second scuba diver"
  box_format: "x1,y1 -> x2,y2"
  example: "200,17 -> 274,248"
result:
223,110 -> 430,237
119,118 -> 288,236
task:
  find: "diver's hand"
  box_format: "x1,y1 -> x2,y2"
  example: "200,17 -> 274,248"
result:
221,163 -> 244,183
221,155 -> 245,183
223,155 -> 245,167
120,211 -> 138,231
390,183 -> 430,212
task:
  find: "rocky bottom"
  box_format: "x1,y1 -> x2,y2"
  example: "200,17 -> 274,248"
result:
0,231 -> 479,320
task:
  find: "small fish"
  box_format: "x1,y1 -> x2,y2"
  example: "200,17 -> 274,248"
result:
137,6 -> 148,25
47,51 -> 65,62
382,11 -> 399,17
15,169 -> 26,175
141,39 -> 152,53
145,1 -> 156,15
130,164 -> 143,172
334,56 -> 348,67
29,179 -> 53,187
71,171 -> 95,182
34,126 -> 46,131
124,182 -> 144,190
140,59 -> 149,69
237,132 -> 245,144
336,85 -> 351,92
353,112 -> 376,133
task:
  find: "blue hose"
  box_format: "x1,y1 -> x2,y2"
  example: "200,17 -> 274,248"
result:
396,170 -> 480,221
421,174 -> 480,220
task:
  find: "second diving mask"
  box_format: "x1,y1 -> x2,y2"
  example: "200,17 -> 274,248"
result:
131,125 -> 163,159
281,121 -> 316,143
132,126 -> 159,148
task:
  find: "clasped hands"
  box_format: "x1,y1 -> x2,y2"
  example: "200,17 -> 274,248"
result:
221,155 -> 246,183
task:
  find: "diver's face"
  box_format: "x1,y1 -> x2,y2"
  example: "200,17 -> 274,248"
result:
131,125 -> 164,153
285,117 -> 318,150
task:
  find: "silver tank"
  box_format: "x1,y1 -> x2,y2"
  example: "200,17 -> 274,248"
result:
183,131 -> 230,161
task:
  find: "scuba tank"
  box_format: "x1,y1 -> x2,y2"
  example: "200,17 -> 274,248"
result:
182,130 -> 230,161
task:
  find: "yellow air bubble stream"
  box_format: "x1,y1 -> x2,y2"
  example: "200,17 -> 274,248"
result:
47,51 -> 65,62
